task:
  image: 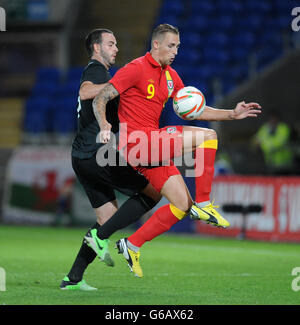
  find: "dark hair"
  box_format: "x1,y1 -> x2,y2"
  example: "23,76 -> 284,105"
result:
151,23 -> 179,43
85,28 -> 114,57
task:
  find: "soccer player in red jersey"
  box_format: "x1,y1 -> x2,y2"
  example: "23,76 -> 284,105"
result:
93,24 -> 261,277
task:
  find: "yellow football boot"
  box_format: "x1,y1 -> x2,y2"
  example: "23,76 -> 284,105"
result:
116,238 -> 143,278
190,201 -> 230,228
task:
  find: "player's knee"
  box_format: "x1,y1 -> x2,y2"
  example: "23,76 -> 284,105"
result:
205,128 -> 217,140
172,197 -> 193,213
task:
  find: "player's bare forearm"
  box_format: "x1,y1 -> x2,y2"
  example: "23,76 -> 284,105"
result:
92,83 -> 119,143
92,83 -> 119,126
196,102 -> 261,121
79,82 -> 107,100
196,106 -> 235,121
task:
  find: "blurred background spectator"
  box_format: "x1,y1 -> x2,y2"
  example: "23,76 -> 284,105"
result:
252,111 -> 295,175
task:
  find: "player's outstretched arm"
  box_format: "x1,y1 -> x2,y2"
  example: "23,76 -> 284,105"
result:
196,101 -> 262,121
79,81 -> 108,100
92,83 -> 119,143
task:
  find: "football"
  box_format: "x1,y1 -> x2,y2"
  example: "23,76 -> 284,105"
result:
173,86 -> 206,120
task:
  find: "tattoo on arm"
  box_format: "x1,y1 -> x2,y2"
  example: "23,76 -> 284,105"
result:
92,83 -> 119,126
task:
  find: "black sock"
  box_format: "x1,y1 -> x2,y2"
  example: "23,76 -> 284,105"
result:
97,193 -> 157,239
67,228 -> 98,283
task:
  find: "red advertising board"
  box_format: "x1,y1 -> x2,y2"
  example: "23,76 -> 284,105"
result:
195,176 -> 300,242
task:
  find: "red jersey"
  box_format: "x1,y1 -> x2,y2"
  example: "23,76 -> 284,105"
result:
109,52 -> 184,132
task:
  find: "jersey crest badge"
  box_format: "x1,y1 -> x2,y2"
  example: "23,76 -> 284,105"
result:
166,127 -> 177,134
165,71 -> 174,98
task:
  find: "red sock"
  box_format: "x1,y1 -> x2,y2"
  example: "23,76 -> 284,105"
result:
128,204 -> 185,247
195,140 -> 217,203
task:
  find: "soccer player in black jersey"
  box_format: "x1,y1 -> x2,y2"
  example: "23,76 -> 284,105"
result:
60,29 -> 161,290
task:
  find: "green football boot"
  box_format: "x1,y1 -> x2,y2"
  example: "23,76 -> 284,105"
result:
84,228 -> 114,267
60,276 -> 97,291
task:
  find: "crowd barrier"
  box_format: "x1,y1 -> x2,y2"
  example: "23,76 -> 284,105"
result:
196,175 -> 300,242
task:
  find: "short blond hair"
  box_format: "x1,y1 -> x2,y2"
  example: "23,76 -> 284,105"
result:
151,24 -> 179,44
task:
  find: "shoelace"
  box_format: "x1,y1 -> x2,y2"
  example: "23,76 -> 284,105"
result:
207,199 -> 219,210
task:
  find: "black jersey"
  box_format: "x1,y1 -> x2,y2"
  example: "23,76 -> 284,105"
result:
72,60 -> 119,159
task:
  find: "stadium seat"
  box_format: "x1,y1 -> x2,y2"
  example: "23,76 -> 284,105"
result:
23,96 -> 52,133
50,98 -> 77,133
213,15 -> 235,31
244,1 -> 271,15
66,66 -> 84,83
222,63 -> 249,82
36,67 -> 60,83
256,30 -> 283,49
190,0 -> 215,15
156,14 -> 179,28
52,110 -> 77,134
55,81 -> 79,99
181,14 -> 210,32
229,47 -> 250,62
160,0 -> 184,16
236,15 -> 263,32
202,48 -> 230,66
231,31 -> 256,50
24,110 -> 48,134
216,0 -> 244,15
180,31 -> 204,48
256,47 -> 283,71
31,81 -> 58,97
205,32 -> 229,48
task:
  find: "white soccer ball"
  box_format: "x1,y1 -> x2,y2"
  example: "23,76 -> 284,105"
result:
173,86 -> 206,120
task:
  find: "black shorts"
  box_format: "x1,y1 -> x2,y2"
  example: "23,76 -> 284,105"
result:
72,153 -> 148,209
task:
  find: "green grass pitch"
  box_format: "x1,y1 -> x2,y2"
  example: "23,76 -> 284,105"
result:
0,225 -> 299,305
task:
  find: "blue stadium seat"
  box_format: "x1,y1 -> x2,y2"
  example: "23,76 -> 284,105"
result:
229,64 -> 248,82
157,14 -> 179,28
174,49 -> 200,66
213,15 -> 235,31
256,47 -> 283,71
50,98 -> 77,133
202,48 -> 230,66
236,15 -> 263,32
229,47 -> 250,62
190,0 -> 215,15
274,0 -> 299,13
24,96 -> 52,115
23,96 -> 52,133
232,31 -> 256,50
181,14 -> 210,32
36,67 -> 60,83
55,81 -> 79,99
273,15 -> 292,31
196,64 -> 222,80
24,110 -> 48,134
66,66 -> 84,83
216,0 -> 244,15
256,31 -> 283,49
160,0 -> 184,16
205,32 -> 229,48
31,81 -> 58,97
180,31 -> 203,48
244,1 -> 271,14
222,79 -> 236,95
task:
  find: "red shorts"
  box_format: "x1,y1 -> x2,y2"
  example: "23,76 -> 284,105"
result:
135,162 -> 181,193
119,125 -> 183,192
